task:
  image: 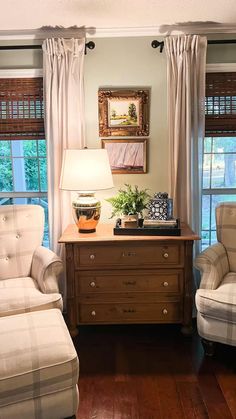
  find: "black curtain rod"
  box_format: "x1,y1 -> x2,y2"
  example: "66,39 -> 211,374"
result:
151,39 -> 236,53
0,40 -> 95,54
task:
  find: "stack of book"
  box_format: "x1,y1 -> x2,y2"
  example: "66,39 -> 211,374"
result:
143,218 -> 178,228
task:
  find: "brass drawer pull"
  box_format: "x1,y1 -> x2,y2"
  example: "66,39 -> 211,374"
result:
123,280 -> 136,286
89,254 -> 95,260
163,281 -> 169,287
91,310 -> 96,316
163,252 -> 169,259
90,281 -> 96,288
123,308 -> 136,313
122,252 -> 136,257
162,308 -> 168,315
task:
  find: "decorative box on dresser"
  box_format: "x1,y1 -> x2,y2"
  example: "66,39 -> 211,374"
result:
59,223 -> 199,337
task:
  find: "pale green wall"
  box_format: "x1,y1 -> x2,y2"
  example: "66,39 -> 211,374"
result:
0,36 -> 236,221
83,36 -> 168,220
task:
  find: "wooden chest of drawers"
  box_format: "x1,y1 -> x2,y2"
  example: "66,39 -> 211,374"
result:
59,223 -> 199,336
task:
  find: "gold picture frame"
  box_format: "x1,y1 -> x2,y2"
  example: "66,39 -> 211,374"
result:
98,88 -> 149,137
101,138 -> 147,174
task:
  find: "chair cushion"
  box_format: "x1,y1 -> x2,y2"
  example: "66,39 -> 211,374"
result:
0,205 -> 44,280
216,203 -> 236,272
0,277 -> 63,317
0,309 -> 79,409
196,272 -> 236,323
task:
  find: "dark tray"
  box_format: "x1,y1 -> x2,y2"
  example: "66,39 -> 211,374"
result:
114,219 -> 181,236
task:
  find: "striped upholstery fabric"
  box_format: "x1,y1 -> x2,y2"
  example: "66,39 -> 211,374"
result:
0,205 -> 44,280
0,277 -> 62,317
196,272 -> 236,322
0,205 -> 63,317
0,309 -> 79,419
197,312 -> 236,347
194,242 -> 229,290
216,202 -> 236,272
31,246 -> 63,294
195,202 -> 236,348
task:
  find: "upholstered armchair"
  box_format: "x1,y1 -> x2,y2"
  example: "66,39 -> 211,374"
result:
194,202 -> 236,355
0,205 -> 63,316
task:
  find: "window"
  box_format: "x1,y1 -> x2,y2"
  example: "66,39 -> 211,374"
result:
201,72 -> 236,249
0,76 -> 49,246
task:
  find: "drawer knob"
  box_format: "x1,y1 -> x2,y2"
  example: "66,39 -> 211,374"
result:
91,310 -> 96,316
90,281 -> 96,288
163,281 -> 169,287
163,252 -> 169,259
162,308 -> 168,315
89,254 -> 95,260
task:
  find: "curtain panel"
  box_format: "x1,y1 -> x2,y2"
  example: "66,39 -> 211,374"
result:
42,38 -> 85,254
165,35 -> 207,238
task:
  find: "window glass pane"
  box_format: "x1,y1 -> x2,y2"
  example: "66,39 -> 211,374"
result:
204,137 -> 212,153
0,141 -> 11,157
39,158 -> 47,192
23,140 -> 37,157
0,159 -> 13,191
211,154 -> 236,188
201,231 -> 210,250
211,230 -> 217,245
213,137 -> 236,153
38,140 -> 46,156
11,140 -> 24,157
23,158 -> 39,191
202,195 -> 210,230
211,154 -> 225,188
203,155 -> 210,188
0,197 -> 13,205
27,197 -> 49,247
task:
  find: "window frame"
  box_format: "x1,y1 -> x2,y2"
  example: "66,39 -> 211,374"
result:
201,64 -> 236,249
0,69 -> 49,245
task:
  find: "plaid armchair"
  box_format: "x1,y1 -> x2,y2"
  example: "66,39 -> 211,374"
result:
194,202 -> 236,354
0,205 -> 63,316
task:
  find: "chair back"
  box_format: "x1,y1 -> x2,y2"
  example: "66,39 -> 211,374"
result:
0,205 -> 44,280
216,202 -> 236,272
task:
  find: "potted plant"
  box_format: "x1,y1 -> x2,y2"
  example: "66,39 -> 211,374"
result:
107,184 -> 150,228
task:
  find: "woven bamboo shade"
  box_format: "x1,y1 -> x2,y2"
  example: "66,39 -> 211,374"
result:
205,72 -> 236,136
0,77 -> 45,140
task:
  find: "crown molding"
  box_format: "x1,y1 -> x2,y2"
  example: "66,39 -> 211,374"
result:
0,23 -> 236,40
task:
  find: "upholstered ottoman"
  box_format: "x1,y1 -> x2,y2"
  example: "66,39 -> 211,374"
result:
0,309 -> 79,419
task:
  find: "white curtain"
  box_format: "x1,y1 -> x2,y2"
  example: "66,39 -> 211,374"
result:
43,38 -> 86,255
165,35 -> 207,238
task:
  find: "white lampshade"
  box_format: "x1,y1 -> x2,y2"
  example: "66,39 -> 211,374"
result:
60,148 -> 114,191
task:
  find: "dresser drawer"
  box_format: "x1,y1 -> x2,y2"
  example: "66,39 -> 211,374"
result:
76,270 -> 182,295
75,243 -> 183,268
78,301 -> 182,324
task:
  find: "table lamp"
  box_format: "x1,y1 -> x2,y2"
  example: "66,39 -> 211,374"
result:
60,148 -> 114,233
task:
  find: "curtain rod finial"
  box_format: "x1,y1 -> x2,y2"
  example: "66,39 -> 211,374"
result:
151,40 -> 164,53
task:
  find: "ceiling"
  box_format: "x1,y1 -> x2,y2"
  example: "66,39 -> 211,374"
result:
0,0 -> 236,35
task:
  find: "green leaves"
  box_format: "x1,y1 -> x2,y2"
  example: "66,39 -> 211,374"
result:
107,184 -> 150,218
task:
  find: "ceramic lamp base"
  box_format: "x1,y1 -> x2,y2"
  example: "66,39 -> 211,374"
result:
72,192 -> 101,233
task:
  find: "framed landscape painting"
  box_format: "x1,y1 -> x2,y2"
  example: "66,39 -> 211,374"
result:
98,88 -> 149,137
101,138 -> 147,174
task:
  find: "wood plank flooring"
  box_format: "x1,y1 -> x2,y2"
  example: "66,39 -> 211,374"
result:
73,323 -> 236,419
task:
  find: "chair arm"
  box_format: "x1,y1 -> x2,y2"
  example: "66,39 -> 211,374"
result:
194,242 -> 229,290
31,246 -> 63,294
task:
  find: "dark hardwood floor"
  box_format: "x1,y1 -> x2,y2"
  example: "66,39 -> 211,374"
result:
73,322 -> 236,419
